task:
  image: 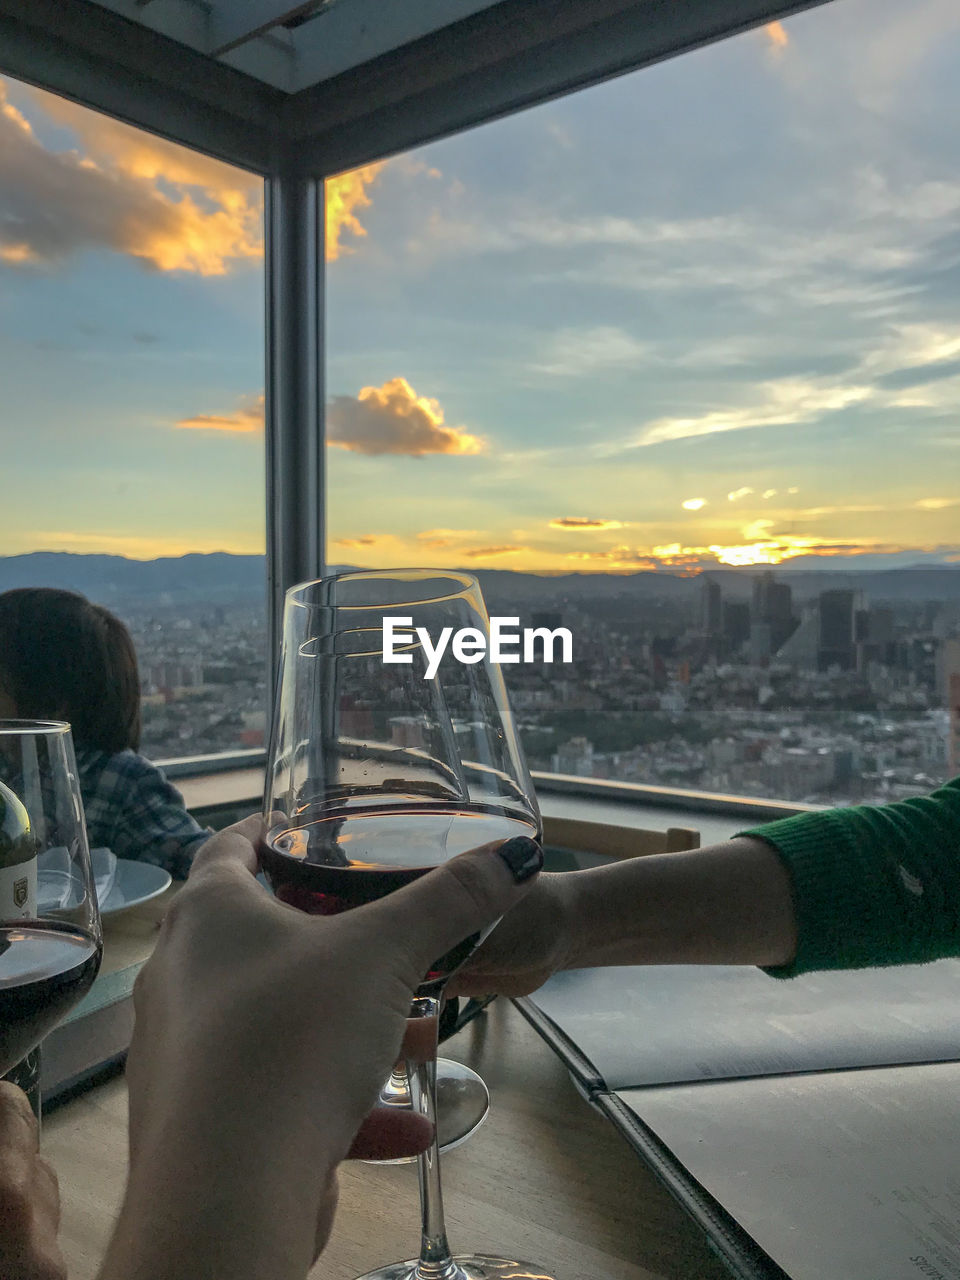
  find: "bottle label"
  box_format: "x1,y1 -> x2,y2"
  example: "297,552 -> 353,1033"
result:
0,861 -> 37,920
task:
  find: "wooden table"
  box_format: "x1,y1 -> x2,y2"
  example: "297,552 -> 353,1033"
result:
42,904 -> 728,1280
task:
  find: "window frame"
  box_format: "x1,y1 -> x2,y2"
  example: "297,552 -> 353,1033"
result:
0,0 -> 841,798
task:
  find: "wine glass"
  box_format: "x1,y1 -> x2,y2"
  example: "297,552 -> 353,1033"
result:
263,570 -> 557,1280
0,721 -> 103,1094
266,566 -> 502,1155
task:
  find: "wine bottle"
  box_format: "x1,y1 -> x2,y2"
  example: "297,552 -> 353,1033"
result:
0,778 -> 37,920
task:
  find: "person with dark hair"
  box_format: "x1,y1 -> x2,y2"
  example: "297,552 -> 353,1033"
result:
0,588 -> 209,878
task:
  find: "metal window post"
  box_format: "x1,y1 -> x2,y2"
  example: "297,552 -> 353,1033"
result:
264,164 -> 326,691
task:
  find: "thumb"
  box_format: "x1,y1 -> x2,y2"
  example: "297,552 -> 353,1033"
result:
361,836 -> 542,982
188,814 -> 265,878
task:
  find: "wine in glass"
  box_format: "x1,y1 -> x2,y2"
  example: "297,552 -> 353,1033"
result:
0,721 -> 103,1090
262,570 -> 556,1280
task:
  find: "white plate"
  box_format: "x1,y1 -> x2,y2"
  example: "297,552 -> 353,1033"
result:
99,860 -> 172,917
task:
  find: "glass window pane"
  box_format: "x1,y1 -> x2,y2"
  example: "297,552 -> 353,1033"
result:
0,77 -> 266,762
326,0 -> 960,806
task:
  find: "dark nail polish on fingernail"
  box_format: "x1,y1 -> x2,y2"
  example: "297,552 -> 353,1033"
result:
499,836 -> 543,883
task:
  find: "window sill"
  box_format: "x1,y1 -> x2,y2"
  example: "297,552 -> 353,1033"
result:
164,756 -> 819,844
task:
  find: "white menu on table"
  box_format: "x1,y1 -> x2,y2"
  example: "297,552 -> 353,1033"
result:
619,1062 -> 960,1280
529,960 -> 960,1088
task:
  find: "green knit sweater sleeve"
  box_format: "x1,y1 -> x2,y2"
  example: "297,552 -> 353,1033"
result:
739,775 -> 960,977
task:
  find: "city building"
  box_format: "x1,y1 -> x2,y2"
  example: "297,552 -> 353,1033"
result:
818,590 -> 859,671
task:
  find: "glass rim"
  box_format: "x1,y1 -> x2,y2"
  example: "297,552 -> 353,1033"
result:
0,718 -> 71,737
287,568 -> 480,612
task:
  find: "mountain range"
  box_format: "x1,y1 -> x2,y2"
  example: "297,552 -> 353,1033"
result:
1,551 -> 959,607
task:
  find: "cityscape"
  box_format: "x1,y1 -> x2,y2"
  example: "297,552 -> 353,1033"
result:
7,553 -> 955,810
502,571 -> 960,806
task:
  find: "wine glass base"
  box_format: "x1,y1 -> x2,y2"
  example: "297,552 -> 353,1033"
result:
364,1060 -> 489,1165
355,1255 -> 557,1280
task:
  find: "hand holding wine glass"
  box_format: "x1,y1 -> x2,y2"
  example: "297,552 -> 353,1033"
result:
97,816 -> 540,1280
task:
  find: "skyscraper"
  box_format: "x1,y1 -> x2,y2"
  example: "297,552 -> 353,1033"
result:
700,578 -> 723,636
818,590 -> 857,671
723,601 -> 751,655
752,571 -> 797,652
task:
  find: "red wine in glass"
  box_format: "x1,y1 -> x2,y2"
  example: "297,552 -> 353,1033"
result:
260,800 -> 538,991
0,921 -> 101,1075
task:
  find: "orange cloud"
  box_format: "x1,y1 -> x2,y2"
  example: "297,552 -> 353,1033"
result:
326,165 -> 386,261
549,517 -> 625,531
327,378 -> 485,457
176,395 -> 264,434
334,535 -> 380,548
564,525 -> 921,571
0,242 -> 37,264
173,381 -> 484,457
22,83 -> 393,267
0,79 -> 262,274
463,545 -> 527,559
651,534 -> 911,568
764,21 -> 789,50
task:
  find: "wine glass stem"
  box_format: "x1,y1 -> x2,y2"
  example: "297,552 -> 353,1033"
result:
382,1062 -> 410,1105
407,995 -> 462,1280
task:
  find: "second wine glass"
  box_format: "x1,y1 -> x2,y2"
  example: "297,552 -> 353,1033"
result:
262,570 -> 556,1280
0,720 -> 103,1089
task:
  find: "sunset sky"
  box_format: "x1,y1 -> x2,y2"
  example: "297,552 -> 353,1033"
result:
1,0 -> 959,573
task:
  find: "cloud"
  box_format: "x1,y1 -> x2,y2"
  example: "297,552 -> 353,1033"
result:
0,80 -> 262,274
334,535 -> 380,548
614,319 -> 960,453
462,545 -> 527,559
567,534 -> 923,571
413,207 -> 749,260
762,489 -> 778,499
416,528 -> 481,548
791,503 -> 887,518
176,395 -> 264,434
327,378 -> 485,457
916,497 -> 960,510
25,530 -> 261,557
632,377 -> 874,447
174,380 -> 484,459
764,21 -> 789,51
567,547 -> 663,570
0,242 -> 38,264
681,498 -> 707,511
326,165 -> 386,261
727,487 -> 754,502
1,82 -> 390,271
549,517 -> 625,530
534,326 -> 653,377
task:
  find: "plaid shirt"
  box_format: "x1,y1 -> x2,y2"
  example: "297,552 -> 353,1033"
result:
76,748 -> 209,880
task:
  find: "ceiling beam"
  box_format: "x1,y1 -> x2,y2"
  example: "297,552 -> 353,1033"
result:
0,0 -> 283,172
209,0 -> 329,56
282,0 -> 833,176
289,0 -> 509,92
